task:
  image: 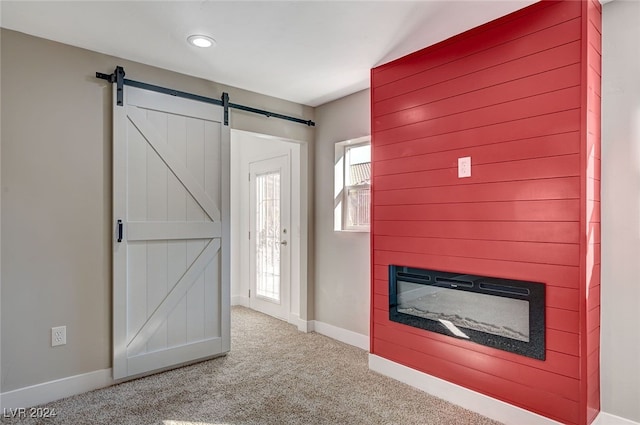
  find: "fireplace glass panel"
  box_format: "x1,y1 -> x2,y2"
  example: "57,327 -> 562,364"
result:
397,281 -> 530,342
388,266 -> 545,360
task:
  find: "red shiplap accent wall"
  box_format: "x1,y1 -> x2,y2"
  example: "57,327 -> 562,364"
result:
583,1 -> 602,423
370,2 -> 601,424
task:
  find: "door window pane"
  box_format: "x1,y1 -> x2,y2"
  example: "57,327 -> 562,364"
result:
255,171 -> 281,301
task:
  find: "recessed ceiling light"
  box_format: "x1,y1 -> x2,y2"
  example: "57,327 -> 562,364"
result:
187,35 -> 216,48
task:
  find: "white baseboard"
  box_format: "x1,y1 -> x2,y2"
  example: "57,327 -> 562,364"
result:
0,368 -> 113,409
593,413 -> 640,425
288,313 -> 314,333
231,295 -> 249,307
313,320 -> 369,351
369,354 -> 563,425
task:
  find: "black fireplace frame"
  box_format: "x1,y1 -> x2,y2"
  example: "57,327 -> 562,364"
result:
389,265 -> 546,360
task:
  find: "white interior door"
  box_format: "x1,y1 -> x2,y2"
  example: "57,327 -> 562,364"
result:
113,85 -> 230,380
249,155 -> 291,320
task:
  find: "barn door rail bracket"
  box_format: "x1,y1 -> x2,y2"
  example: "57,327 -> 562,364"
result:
96,66 -> 125,106
222,92 -> 230,126
96,66 -> 315,127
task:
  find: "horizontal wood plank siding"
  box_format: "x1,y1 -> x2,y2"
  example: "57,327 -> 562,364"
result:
373,1 -> 581,91
374,220 -> 580,243
582,1 -> 602,422
371,307 -> 581,379
374,177 -> 581,205
370,1 -> 601,424
374,338 -> 580,424
374,249 -> 580,288
374,109 -> 582,160
374,87 -> 582,146
374,199 -> 580,222
374,132 -> 581,177
374,64 -> 581,132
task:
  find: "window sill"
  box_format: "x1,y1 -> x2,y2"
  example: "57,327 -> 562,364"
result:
335,229 -> 370,233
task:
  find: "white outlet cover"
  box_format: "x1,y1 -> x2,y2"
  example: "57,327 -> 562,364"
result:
51,326 -> 66,347
458,156 -> 471,178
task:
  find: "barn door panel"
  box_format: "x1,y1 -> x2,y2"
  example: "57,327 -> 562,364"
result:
113,85 -> 230,380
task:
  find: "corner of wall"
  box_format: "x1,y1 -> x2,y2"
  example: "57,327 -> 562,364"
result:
312,89 -> 371,337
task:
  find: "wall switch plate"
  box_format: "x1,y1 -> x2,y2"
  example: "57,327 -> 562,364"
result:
458,156 -> 471,178
52,326 -> 66,347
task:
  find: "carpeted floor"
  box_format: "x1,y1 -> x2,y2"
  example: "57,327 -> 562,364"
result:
1,307 -> 502,425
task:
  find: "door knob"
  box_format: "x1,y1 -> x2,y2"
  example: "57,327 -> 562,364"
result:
280,240 -> 288,246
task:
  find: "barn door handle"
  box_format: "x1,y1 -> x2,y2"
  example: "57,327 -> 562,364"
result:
117,219 -> 123,243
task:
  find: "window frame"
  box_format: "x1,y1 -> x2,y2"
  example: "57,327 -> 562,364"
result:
334,136 -> 371,233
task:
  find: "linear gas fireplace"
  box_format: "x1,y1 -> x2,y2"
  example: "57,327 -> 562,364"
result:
389,266 -> 545,360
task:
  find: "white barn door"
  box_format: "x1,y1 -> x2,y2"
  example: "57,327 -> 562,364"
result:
113,85 -> 230,380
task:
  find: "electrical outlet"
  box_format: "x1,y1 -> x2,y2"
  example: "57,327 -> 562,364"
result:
458,156 -> 471,178
51,326 -> 66,347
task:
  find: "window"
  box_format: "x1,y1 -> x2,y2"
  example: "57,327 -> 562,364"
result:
334,137 -> 371,232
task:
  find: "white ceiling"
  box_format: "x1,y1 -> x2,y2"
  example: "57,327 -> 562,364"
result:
0,0 -> 538,107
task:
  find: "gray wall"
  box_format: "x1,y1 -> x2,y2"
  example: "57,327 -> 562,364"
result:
601,1 -> 640,421
0,27 -> 3,395
313,89 -> 370,336
0,28 -> 313,392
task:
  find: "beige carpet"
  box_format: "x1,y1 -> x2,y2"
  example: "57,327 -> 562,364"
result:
2,307 -> 501,425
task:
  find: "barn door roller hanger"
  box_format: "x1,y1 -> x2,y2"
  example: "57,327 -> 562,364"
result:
96,66 -> 315,127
